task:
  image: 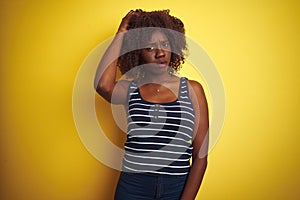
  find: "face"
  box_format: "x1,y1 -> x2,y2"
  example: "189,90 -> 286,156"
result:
140,30 -> 172,75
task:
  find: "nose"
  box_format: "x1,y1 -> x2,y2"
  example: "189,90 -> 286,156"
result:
155,46 -> 165,58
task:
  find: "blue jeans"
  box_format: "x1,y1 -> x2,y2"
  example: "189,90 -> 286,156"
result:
114,172 -> 188,200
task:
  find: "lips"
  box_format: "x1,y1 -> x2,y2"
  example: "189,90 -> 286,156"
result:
157,61 -> 168,67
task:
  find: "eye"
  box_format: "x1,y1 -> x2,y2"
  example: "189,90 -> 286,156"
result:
144,45 -> 155,51
162,41 -> 170,49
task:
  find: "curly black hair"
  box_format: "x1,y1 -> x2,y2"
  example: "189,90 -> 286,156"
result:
117,9 -> 188,79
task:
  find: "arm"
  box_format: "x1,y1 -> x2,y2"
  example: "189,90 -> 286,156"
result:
94,10 -> 135,104
181,80 -> 209,200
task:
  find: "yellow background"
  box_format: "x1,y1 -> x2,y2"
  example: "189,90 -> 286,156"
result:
1,0 -> 300,199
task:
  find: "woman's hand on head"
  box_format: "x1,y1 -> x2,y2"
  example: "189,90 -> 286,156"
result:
117,10 -> 138,33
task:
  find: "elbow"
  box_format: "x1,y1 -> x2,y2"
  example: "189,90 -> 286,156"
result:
95,82 -> 108,93
94,75 -> 111,93
199,156 -> 208,167
199,157 -> 208,173
96,82 -> 112,94
193,155 -> 208,169
95,81 -> 113,101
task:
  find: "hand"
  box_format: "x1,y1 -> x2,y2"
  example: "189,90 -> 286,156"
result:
117,10 -> 136,33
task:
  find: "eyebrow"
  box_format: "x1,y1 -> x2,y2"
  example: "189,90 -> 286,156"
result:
144,40 -> 170,46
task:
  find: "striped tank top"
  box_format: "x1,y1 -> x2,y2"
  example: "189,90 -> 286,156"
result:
123,77 -> 195,175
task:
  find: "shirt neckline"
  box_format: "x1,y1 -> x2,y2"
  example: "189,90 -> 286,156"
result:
136,77 -> 184,105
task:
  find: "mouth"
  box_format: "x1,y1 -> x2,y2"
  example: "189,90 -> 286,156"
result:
156,61 -> 168,67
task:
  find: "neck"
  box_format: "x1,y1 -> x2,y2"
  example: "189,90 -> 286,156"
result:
142,72 -> 172,84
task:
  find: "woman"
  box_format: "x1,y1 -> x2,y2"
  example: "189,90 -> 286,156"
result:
95,9 -> 209,200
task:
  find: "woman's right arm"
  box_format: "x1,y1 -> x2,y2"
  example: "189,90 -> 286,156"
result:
94,10 -> 135,104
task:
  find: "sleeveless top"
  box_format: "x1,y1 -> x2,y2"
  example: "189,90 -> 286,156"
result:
122,77 -> 195,175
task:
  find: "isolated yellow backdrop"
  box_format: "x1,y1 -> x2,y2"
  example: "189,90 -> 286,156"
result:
1,0 -> 300,199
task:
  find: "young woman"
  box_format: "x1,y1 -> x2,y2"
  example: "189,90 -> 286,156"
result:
95,9 -> 209,200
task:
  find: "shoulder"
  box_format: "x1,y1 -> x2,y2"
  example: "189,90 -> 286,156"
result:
187,79 -> 207,105
187,79 -> 205,95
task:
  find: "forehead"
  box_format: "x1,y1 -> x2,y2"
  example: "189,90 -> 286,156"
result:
147,31 -> 169,42
140,29 -> 169,44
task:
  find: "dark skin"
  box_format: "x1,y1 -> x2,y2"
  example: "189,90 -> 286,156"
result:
95,10 -> 209,200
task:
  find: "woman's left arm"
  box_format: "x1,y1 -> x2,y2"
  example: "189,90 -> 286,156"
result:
181,80 -> 209,200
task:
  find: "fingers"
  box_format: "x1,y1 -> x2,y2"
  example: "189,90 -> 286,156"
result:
118,9 -> 140,33
125,10 -> 135,19
126,9 -> 142,17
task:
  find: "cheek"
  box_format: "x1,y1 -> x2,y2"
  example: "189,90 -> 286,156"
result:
166,51 -> 172,59
141,52 -> 153,63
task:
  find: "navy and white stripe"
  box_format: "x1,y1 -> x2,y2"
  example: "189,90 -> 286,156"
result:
123,77 -> 195,175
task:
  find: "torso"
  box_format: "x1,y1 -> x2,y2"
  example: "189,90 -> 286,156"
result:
122,77 -> 195,175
